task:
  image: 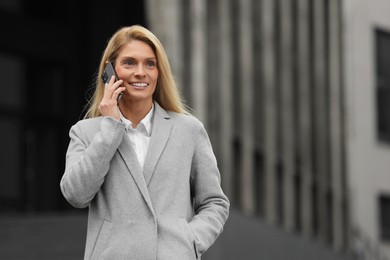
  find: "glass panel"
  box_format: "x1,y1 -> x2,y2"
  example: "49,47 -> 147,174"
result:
376,29 -> 390,142
36,126 -> 59,210
0,118 -> 20,201
0,54 -> 24,109
24,125 -> 60,211
379,195 -> 390,241
28,63 -> 64,115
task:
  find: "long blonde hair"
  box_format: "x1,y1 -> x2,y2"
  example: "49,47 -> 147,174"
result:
83,25 -> 189,118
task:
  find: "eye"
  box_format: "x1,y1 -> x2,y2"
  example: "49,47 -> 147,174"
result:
145,60 -> 156,68
123,59 -> 136,67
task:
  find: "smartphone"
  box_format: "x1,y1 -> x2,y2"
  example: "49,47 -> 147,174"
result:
101,62 -> 123,102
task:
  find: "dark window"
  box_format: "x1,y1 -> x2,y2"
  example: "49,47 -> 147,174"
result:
276,158 -> 284,225
294,171 -> 302,232
254,148 -> 264,217
232,136 -> 242,207
0,53 -> 24,211
379,195 -> 390,241
376,29 -> 390,143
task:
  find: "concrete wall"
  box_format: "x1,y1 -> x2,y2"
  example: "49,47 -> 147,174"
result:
344,0 -> 390,258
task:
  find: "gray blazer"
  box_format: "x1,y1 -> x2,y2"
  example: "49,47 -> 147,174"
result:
60,102 -> 230,260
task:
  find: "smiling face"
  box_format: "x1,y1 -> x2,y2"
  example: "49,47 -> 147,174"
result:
114,40 -> 158,105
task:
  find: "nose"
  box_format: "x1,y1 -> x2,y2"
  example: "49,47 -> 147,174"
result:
134,64 -> 146,77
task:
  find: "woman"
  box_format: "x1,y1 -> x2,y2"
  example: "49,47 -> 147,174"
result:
60,25 -> 229,260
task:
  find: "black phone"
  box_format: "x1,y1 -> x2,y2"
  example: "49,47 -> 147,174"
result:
101,62 -> 117,83
101,62 -> 123,102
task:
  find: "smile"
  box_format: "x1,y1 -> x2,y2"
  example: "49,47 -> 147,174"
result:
130,82 -> 149,88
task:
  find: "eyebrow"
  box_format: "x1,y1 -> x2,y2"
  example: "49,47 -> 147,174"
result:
121,56 -> 156,60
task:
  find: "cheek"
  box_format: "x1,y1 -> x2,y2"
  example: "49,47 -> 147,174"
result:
115,68 -> 127,79
153,72 -> 159,83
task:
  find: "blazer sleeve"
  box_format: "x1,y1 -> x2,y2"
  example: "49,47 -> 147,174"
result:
189,123 -> 230,256
60,117 -> 126,208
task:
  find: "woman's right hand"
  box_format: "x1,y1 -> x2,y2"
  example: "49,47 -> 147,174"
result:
98,75 -> 125,121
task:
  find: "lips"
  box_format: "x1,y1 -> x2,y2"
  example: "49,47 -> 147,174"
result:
130,82 -> 149,89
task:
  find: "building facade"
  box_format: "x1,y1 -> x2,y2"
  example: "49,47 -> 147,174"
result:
0,0 -> 147,212
344,0 -> 390,259
146,0 -> 390,259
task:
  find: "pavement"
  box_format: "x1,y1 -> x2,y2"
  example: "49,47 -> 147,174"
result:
0,211 -> 87,260
0,208 -> 355,260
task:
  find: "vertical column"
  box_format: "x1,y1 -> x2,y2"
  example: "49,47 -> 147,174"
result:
329,0 -> 344,250
218,0 -> 233,199
239,0 -> 255,214
145,0 -> 184,91
279,0 -> 295,232
297,0 -> 313,238
205,0 -> 220,155
190,0 -> 207,123
252,0 -> 264,216
262,0 -> 277,224
313,0 -> 329,242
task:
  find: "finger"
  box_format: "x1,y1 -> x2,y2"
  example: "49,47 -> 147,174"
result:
102,82 -> 112,100
107,78 -> 122,90
113,79 -> 123,88
104,78 -> 123,99
104,75 -> 116,90
113,86 -> 126,98
110,79 -> 123,95
112,86 -> 125,100
103,75 -> 117,89
109,75 -> 116,84
115,86 -> 126,93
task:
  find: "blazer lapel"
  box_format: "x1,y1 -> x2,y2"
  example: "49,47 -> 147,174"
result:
117,135 -> 155,216
143,102 -> 173,186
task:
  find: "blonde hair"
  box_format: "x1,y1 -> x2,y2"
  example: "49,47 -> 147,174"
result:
83,25 -> 189,118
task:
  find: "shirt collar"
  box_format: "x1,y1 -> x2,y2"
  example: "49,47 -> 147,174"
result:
119,104 -> 154,136
141,104 -> 154,136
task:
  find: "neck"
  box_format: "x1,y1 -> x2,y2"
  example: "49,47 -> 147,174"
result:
119,99 -> 153,128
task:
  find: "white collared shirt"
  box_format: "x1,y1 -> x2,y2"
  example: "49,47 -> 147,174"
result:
119,105 -> 154,169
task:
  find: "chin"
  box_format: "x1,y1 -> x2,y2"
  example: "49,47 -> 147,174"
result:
125,94 -> 153,103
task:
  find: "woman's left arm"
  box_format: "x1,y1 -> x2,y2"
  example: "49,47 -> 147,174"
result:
189,123 -> 230,255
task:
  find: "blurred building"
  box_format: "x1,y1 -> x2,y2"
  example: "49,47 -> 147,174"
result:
146,0 -> 390,259
0,0 -> 146,212
344,0 -> 390,259
1,0 -> 390,259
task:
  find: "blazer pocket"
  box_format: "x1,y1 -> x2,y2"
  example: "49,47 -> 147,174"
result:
180,218 -> 199,259
90,220 -> 112,260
